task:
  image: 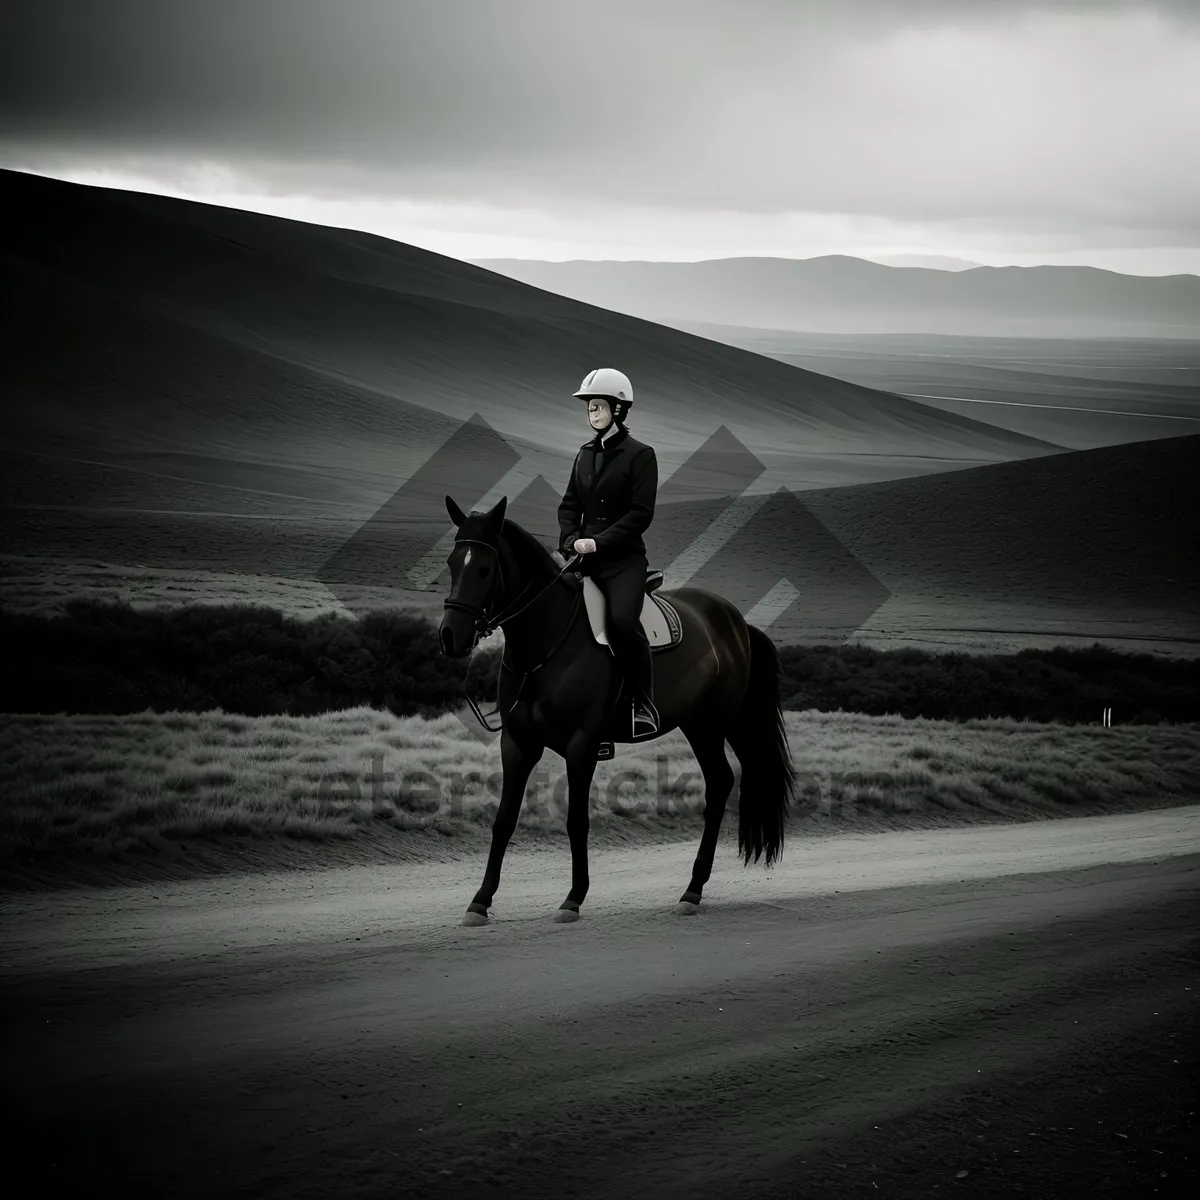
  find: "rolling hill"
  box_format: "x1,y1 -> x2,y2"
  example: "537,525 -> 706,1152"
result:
1,169 -> 1193,655
725,432 -> 1200,651
0,169 -> 1057,488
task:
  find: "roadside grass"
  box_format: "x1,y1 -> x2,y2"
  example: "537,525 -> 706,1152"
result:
2,707 -> 1196,874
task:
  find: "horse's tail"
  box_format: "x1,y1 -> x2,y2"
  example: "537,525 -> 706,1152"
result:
731,624 -> 795,868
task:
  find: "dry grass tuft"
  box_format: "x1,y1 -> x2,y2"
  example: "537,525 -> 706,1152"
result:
1,707 -> 1195,880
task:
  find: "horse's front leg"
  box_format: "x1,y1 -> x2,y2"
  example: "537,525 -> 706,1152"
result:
555,737 -> 600,923
463,727 -> 543,927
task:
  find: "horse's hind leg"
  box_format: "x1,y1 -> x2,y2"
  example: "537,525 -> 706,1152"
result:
463,727 -> 543,926
675,718 -> 736,914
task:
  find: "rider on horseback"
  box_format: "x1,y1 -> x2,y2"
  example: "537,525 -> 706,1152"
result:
558,368 -> 661,737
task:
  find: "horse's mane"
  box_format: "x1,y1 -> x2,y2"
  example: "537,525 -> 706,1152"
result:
499,516 -> 560,578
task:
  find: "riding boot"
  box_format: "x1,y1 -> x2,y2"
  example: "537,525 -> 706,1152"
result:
630,641 -> 658,736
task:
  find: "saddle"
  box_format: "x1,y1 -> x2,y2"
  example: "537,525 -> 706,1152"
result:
581,568 -> 683,653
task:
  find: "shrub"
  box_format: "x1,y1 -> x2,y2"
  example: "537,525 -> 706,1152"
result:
2,602 -> 1196,724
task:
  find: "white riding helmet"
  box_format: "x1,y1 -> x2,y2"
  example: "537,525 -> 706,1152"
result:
573,368 -> 633,408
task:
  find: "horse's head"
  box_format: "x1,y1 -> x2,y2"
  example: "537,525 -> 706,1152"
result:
439,494 -> 508,658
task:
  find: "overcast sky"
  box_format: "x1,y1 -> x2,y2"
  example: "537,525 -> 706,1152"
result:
3,0 -> 1199,272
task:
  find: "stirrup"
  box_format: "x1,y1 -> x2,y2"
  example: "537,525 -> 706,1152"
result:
632,695 -> 659,737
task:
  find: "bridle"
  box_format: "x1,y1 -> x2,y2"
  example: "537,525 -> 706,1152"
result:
444,538 -> 533,641
443,534 -> 584,732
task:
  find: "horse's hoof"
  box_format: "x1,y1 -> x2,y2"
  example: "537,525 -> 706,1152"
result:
555,903 -> 581,924
674,901 -> 701,916
462,905 -> 489,926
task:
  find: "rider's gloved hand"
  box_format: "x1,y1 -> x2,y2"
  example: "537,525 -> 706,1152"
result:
572,538 -> 597,555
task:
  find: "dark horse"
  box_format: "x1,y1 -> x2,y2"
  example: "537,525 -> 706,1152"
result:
439,494 -> 796,926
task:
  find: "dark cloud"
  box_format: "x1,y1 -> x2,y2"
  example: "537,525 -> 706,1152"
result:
1,0 -> 1197,237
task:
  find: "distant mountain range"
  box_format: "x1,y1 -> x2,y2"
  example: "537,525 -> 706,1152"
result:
863,254 -> 983,271
471,256 -> 1200,339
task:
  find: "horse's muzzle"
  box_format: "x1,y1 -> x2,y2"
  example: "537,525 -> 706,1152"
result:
439,620 -> 472,658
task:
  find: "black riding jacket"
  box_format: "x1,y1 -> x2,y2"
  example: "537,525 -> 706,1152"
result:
557,426 -> 658,576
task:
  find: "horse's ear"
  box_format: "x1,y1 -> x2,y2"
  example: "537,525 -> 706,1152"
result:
445,495 -> 466,527
486,495 -> 507,532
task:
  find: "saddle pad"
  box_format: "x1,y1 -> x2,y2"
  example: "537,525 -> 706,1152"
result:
582,576 -> 682,652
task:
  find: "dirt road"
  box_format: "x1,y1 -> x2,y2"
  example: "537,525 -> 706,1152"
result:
4,808 -> 1199,1198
